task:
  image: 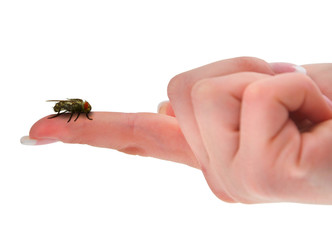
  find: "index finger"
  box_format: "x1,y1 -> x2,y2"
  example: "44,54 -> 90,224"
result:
24,112 -> 199,169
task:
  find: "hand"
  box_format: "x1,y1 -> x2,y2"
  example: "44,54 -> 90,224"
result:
22,57 -> 332,204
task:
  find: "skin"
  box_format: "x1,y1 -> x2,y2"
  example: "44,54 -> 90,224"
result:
28,57 -> 332,204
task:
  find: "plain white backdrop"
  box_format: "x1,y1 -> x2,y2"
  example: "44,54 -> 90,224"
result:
1,0 -> 332,239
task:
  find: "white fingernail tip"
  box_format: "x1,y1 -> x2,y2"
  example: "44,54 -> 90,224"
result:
20,136 -> 37,145
157,101 -> 168,113
269,62 -> 307,75
20,136 -> 58,145
293,65 -> 307,74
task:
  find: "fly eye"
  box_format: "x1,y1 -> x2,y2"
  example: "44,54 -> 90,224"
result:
84,101 -> 90,110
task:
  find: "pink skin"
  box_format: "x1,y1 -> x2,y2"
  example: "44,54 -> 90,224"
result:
27,57 -> 332,204
30,112 -> 199,168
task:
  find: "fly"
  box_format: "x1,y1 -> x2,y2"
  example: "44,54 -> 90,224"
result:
47,98 -> 92,123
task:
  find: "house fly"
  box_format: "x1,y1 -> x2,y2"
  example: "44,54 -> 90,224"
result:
47,99 -> 92,123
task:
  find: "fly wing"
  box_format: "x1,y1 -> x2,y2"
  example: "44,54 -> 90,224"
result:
47,99 -> 84,102
67,98 -> 84,103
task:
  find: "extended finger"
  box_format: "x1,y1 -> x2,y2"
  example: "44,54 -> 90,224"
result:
26,112 -> 199,169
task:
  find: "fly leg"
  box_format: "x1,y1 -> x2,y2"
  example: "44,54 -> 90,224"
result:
67,112 -> 74,123
74,112 -> 81,121
48,111 -> 67,119
86,113 -> 93,120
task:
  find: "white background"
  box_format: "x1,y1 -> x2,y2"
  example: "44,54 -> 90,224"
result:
1,0 -> 332,239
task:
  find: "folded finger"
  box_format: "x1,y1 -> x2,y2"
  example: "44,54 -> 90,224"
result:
168,57 -> 274,167
239,73 -> 332,202
191,72 -> 269,201
302,63 -> 332,98
241,73 -> 332,146
240,73 -> 332,186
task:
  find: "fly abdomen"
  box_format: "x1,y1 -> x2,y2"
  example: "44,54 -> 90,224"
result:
53,101 -> 71,112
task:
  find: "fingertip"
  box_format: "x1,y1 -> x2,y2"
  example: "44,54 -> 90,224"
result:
29,115 -> 61,140
157,101 -> 168,114
157,101 -> 175,117
20,135 -> 59,146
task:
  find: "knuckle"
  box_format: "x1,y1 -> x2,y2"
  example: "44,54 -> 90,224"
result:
167,72 -> 191,100
118,113 -> 147,156
293,73 -> 316,89
242,73 -> 317,105
125,112 -> 139,138
242,81 -> 267,103
191,78 -> 215,102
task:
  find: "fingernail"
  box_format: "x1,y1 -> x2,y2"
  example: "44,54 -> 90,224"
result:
20,136 -> 59,146
157,101 -> 168,114
269,62 -> 307,74
323,95 -> 332,109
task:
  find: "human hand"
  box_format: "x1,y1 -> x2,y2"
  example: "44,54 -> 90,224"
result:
22,57 -> 332,204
